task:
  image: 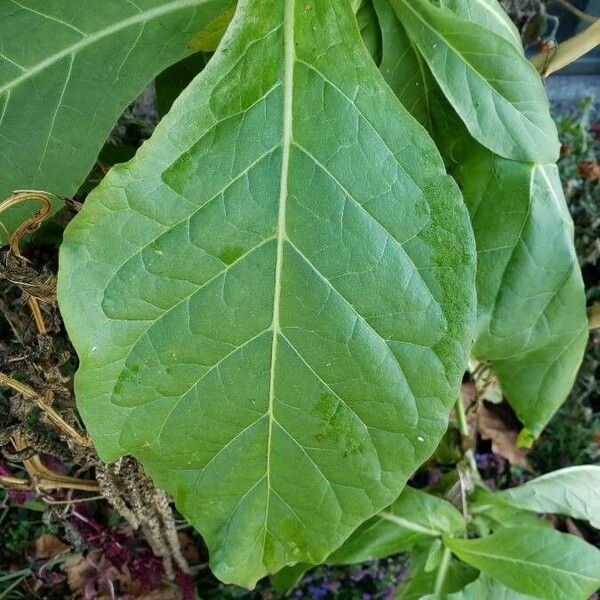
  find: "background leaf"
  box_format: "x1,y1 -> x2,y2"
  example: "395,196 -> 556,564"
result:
498,465 -> 600,528
58,0 -> 475,587
445,527 -> 600,600
155,53 -> 209,117
436,0 -> 522,49
356,0 -> 382,63
328,487 -> 466,565
469,486 -> 549,533
374,0 -> 586,436
390,0 -> 559,162
0,0 -> 232,241
457,147 -> 588,435
372,0 -> 434,130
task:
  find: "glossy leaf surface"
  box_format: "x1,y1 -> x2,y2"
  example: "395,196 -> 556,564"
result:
498,466 -> 600,528
58,0 -> 475,587
445,527 -> 600,600
0,0 -> 231,240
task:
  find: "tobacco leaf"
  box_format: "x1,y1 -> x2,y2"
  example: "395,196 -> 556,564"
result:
390,0 -> 560,162
58,0 -> 475,587
445,527 -> 600,600
498,465 -> 600,529
0,0 -> 233,242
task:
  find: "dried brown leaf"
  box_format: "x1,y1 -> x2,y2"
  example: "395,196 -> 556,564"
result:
477,401 -> 531,470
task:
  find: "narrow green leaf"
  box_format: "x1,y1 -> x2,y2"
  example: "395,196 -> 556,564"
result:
0,0 -> 232,241
422,574 -> 537,599
58,0 -> 476,587
457,147 -> 588,434
372,0 -> 434,130
445,527 -> 600,600
356,0 -> 382,63
498,466 -> 600,529
389,0 -> 559,162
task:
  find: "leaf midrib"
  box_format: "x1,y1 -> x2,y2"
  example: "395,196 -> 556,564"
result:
0,0 -> 212,95
263,0 -> 295,550
449,542 -> 598,583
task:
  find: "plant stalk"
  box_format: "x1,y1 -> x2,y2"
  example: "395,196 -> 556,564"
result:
433,546 -> 452,595
552,0 -> 598,24
455,394 -> 479,478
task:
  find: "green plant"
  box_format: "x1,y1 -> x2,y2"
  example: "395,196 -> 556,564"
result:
1,0 -> 599,598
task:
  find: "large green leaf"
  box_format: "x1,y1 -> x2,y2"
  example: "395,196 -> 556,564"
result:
58,0 -> 476,587
389,0 -> 559,162
422,574 -> 537,599
373,0 -> 586,435
498,466 -> 600,528
445,527 -> 600,600
0,0 -> 232,241
457,147 -> 587,435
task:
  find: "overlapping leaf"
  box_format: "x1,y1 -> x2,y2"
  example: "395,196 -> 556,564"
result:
272,486 -> 465,591
377,0 -> 587,435
389,0 -> 559,162
58,0 -> 475,587
457,147 -> 587,434
396,550 -> 478,599
329,486 -> 466,564
421,574 -> 537,599
372,0 -> 433,130
0,0 -> 232,240
436,0 -> 522,49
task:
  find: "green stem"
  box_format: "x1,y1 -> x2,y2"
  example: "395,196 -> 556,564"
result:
433,546 -> 452,596
455,395 -> 480,479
